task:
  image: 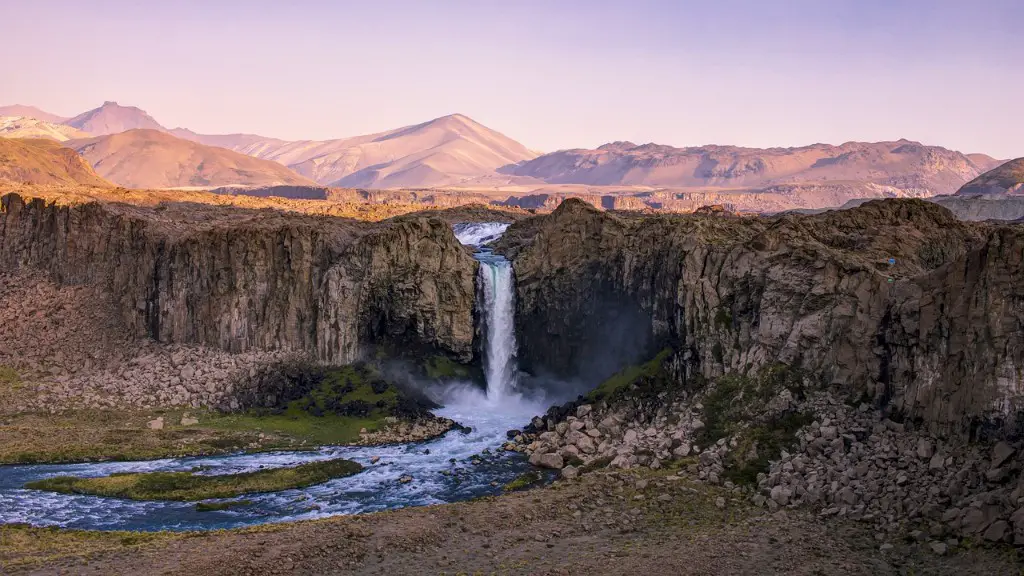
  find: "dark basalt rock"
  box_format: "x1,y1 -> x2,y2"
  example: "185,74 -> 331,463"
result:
500,198 -> 1024,439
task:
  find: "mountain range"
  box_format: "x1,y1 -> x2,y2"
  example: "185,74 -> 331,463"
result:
0,100 -> 1017,213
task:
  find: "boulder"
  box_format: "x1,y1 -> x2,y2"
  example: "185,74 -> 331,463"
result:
991,442 -> 1016,469
538,453 -> 565,470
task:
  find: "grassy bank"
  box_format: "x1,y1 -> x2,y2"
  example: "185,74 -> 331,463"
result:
0,524 -> 190,571
0,364 -> 444,465
25,458 -> 363,501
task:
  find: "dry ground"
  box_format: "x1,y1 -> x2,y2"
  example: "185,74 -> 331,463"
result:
4,470 -> 1019,576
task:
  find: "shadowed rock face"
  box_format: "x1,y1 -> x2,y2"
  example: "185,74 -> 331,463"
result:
0,193 -> 477,366
498,198 -> 1024,439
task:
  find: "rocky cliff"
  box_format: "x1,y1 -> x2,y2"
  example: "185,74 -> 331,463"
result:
0,192 -> 477,367
498,198 -> 1024,438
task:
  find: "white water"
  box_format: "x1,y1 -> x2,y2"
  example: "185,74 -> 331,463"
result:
453,222 -> 510,248
480,258 -> 518,398
0,222 -> 553,532
453,222 -> 519,399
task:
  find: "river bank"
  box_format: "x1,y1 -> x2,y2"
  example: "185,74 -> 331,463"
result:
4,467 -> 1018,575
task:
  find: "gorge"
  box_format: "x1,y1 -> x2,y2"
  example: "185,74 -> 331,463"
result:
1,187 -> 1023,556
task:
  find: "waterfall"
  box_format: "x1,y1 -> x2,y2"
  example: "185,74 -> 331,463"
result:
453,222 -> 518,398
479,257 -> 518,398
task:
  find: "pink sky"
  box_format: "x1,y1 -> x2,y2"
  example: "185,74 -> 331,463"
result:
4,0 -> 1022,158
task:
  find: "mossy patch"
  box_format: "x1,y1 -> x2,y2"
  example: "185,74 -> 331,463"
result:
0,365 -> 20,387
0,523 -> 189,570
587,348 -> 673,403
206,364 -> 434,446
26,458 -> 362,501
579,455 -> 614,473
503,470 -> 544,492
698,364 -> 811,485
424,355 -> 473,380
721,411 -> 814,485
0,409 -> 297,465
698,364 -> 805,445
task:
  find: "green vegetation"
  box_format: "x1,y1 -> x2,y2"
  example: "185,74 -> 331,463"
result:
0,523 -> 189,570
424,355 -> 473,380
26,458 -> 362,501
206,364 -> 429,446
0,365 -> 20,387
579,455 -> 614,473
698,364 -> 804,444
587,348 -> 673,403
503,470 -> 544,492
721,412 -> 814,485
714,307 -> 733,329
0,364 -> 442,465
698,364 -> 812,485
195,499 -> 252,512
0,409 -> 291,465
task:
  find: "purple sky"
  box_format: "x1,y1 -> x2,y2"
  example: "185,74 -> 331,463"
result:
5,0 -> 1022,158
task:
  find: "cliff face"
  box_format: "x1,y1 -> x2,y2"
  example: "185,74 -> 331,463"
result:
0,192 -> 477,366
499,198 -> 1024,438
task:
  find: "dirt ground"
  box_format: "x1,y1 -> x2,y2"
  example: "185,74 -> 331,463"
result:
6,470 -> 1020,576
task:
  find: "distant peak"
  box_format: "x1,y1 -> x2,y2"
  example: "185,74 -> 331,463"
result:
598,141 -> 637,151
102,101 -> 119,106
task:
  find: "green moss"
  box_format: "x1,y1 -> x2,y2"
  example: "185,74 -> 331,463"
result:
206,364 -> 427,446
25,458 -> 363,501
579,455 -> 614,473
503,470 -> 544,492
714,307 -> 732,329
0,365 -> 20,387
0,524 -> 190,569
699,364 -> 804,445
195,499 -> 252,512
722,412 -> 814,485
587,348 -> 673,403
424,356 -> 473,380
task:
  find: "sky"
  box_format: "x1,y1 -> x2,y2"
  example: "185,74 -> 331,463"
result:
3,0 -> 1022,158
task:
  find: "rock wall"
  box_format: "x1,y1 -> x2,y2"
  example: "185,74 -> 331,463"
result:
499,198 -> 1024,438
0,192 -> 477,366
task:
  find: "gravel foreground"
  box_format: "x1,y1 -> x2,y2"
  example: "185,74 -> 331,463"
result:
9,470 -> 1019,576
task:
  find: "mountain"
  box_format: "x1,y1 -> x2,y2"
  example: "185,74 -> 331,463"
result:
955,158 -> 1024,195
64,101 -> 165,136
176,114 -> 538,188
0,116 -> 90,142
502,140 -> 1002,196
0,105 -> 68,124
67,129 -> 317,189
0,138 -> 113,187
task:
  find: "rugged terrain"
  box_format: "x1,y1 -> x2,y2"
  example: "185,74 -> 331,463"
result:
956,158 -> 1024,196
503,140 -> 1000,194
5,467 -> 1020,576
498,198 -> 1023,437
6,102 -> 1010,214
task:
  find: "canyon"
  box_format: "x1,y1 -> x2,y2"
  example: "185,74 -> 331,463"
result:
1,184 -> 1023,573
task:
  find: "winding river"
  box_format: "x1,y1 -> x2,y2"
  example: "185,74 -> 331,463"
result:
0,222 -> 552,532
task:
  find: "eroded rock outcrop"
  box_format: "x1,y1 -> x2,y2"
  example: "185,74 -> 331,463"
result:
0,192 -> 477,368
499,198 -> 1024,438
